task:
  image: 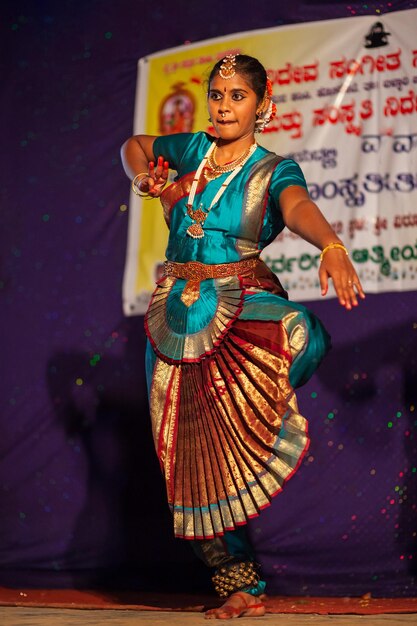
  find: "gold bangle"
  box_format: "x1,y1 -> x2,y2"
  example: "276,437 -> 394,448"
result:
320,242 -> 349,262
131,172 -> 150,197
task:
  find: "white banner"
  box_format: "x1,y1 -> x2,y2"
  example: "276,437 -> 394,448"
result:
123,9 -> 417,315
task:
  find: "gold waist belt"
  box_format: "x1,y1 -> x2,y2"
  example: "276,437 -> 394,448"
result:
164,257 -> 259,281
163,258 -> 259,307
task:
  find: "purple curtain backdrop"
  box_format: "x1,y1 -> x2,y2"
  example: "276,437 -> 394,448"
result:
1,0 -> 416,597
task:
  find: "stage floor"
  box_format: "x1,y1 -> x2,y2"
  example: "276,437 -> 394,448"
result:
1,588 -> 416,625
1,606 -> 417,625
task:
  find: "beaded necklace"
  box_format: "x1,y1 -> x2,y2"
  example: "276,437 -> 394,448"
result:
186,140 -> 257,239
206,143 -> 254,180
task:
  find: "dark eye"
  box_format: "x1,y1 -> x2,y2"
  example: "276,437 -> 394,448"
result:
209,91 -> 221,101
232,92 -> 244,101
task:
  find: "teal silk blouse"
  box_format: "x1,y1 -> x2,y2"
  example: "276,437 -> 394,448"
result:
153,131 -> 307,264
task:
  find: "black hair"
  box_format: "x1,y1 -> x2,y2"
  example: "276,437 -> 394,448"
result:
208,54 -> 267,103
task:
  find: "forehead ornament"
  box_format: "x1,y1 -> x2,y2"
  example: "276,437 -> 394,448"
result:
219,54 -> 237,79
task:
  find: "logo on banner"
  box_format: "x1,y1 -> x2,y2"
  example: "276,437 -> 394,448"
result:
364,21 -> 391,49
159,83 -> 196,134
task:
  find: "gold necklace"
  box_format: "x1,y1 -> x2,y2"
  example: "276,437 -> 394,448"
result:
206,143 -> 255,179
186,140 -> 257,239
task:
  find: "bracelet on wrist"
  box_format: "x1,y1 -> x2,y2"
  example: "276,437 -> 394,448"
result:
131,172 -> 150,197
320,242 -> 349,262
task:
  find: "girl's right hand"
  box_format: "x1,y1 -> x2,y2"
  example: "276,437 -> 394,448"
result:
137,156 -> 169,197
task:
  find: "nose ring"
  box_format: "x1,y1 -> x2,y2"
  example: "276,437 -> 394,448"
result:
221,112 -> 226,118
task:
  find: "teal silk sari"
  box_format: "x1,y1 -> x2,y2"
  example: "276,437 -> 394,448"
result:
144,132 -> 330,540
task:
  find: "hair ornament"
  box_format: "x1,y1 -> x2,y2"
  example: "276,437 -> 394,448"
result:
219,54 -> 238,79
255,77 -> 277,133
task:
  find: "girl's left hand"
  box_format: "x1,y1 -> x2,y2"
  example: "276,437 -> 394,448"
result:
319,248 -> 365,310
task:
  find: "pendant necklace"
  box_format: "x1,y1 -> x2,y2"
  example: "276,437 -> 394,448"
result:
186,140 -> 257,239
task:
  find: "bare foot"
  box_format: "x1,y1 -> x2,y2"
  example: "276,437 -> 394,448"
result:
205,591 -> 266,619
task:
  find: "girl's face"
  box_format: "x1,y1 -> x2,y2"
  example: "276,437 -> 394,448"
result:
207,72 -> 259,143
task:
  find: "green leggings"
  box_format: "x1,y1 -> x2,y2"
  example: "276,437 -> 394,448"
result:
190,527 -> 266,597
